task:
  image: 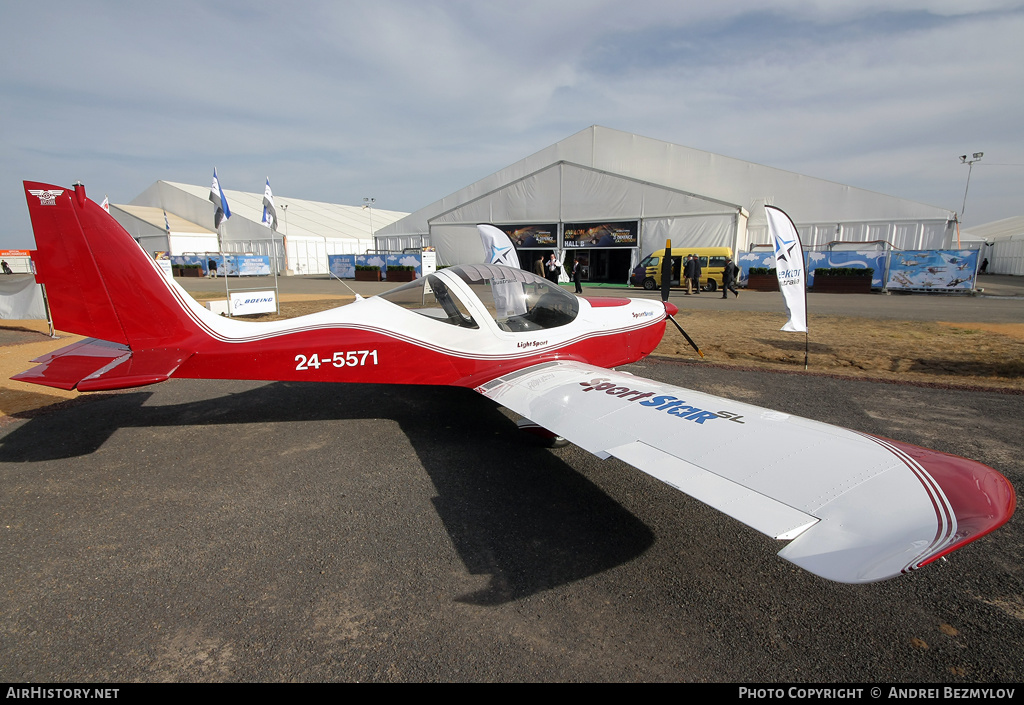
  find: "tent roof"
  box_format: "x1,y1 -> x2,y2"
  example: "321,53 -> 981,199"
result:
113,204 -> 214,234
378,125 -> 955,237
962,216 -> 1024,242
134,181 -> 408,242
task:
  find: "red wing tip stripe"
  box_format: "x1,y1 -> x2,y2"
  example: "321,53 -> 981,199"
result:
857,432 -> 958,570
859,431 -> 1016,571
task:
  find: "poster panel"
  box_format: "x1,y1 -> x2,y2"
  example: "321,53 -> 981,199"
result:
886,250 -> 979,291
328,254 -> 356,278
806,251 -> 887,288
498,224 -> 558,250
563,221 -> 638,249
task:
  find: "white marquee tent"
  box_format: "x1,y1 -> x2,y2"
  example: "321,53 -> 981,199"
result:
376,126 -> 958,275
128,181 -> 407,275
962,216 -> 1024,275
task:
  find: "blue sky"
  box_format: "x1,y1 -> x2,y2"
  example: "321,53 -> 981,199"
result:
2,1 -> 1022,248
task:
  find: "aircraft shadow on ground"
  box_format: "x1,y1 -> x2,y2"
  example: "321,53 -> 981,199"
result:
0,381 -> 654,605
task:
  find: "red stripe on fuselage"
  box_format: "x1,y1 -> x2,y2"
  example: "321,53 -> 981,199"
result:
175,318 -> 667,387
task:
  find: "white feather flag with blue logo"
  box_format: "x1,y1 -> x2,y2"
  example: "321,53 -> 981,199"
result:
766,205 -> 807,333
477,223 -> 526,316
477,223 -> 520,269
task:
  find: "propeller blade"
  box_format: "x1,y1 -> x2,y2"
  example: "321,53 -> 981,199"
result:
660,239 -> 672,303
667,313 -> 704,358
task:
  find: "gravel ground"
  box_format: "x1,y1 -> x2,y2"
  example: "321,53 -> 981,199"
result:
1,278 -> 1021,682
0,363 -> 1020,683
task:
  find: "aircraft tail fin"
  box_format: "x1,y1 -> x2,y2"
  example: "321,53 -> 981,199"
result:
23,181 -> 204,351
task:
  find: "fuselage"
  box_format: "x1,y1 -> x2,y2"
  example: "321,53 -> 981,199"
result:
170,264 -> 669,388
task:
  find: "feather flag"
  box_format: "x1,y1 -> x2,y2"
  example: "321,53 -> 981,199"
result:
100,195 -> 109,213
261,177 -> 278,231
765,205 -> 807,333
209,168 -> 231,229
477,223 -> 520,269
477,223 -> 525,317
163,210 -> 171,236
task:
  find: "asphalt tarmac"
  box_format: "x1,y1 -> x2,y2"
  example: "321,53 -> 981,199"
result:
1,361 -> 1021,682
2,274 -> 1022,682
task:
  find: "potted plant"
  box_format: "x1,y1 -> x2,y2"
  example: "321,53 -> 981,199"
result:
812,267 -> 873,294
745,267 -> 779,291
385,265 -> 417,282
354,265 -> 382,282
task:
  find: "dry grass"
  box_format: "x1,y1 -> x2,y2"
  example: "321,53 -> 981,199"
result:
251,298 -> 1024,392
656,310 -> 1024,392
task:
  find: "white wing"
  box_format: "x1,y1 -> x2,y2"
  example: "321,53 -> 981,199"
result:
476,360 -> 1015,583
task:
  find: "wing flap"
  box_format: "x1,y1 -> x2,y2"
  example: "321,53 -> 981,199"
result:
607,440 -> 818,540
477,360 -> 1015,583
11,338 -> 191,391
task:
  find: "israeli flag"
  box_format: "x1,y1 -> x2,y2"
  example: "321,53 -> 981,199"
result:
261,177 -> 278,231
163,210 -> 171,236
209,168 -> 232,229
766,205 -> 807,333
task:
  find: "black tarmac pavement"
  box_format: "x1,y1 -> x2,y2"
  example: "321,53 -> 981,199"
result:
1,360 -> 1021,682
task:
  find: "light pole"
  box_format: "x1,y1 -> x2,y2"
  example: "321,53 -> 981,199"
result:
280,203 -> 289,274
363,197 -> 375,239
959,152 -> 983,222
363,197 -> 376,273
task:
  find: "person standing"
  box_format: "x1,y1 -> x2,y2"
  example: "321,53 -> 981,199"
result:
572,258 -> 583,293
683,255 -> 695,295
534,256 -> 546,278
546,253 -> 560,284
1,260 -> 11,275
721,257 -> 739,299
690,254 -> 702,294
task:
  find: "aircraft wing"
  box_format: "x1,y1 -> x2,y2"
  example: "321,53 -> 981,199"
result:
475,360 -> 1015,583
12,338 -> 192,392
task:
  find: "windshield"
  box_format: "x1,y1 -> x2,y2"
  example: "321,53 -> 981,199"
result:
378,264 -> 579,332
448,264 -> 579,331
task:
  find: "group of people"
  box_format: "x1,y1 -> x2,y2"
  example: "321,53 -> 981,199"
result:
683,253 -> 739,299
535,254 -> 584,294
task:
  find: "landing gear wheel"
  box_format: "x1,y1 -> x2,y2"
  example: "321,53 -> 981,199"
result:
517,418 -> 570,447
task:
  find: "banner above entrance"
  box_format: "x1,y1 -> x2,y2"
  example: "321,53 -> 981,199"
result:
563,221 -> 638,249
498,224 -> 558,249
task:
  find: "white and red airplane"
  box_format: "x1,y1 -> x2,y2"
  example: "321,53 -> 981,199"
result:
15,181 -> 1015,584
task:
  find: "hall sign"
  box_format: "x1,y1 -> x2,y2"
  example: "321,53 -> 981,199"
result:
563,221 -> 638,248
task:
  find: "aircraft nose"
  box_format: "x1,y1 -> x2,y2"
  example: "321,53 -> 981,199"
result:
664,302 -> 679,316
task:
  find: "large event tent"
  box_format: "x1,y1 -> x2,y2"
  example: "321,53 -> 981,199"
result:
375,126 -> 959,280
125,181 -> 407,275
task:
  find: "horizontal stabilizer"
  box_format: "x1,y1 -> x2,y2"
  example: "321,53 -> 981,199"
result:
12,338 -> 191,391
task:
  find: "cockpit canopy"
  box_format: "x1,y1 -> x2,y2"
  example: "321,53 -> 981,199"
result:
379,264 -> 579,332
